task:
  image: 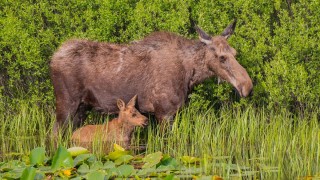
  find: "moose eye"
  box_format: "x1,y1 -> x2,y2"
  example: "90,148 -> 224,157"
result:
219,56 -> 226,63
132,113 -> 137,117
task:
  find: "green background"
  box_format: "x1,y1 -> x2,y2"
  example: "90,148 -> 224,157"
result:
1,0 -> 319,111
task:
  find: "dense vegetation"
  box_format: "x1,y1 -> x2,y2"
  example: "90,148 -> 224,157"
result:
1,0 -> 319,110
0,0 -> 319,179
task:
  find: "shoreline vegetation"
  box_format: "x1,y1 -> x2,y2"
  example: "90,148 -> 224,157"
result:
0,102 -> 319,179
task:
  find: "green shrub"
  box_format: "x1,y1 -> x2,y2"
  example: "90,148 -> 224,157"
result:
0,0 -> 319,112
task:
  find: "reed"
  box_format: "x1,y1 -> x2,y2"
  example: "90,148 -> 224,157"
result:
0,101 -> 319,179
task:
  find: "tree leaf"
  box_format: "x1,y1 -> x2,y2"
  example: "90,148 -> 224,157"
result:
30,147 -> 46,166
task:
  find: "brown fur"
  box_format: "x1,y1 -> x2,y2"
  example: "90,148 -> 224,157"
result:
50,21 -> 253,135
71,95 -> 148,149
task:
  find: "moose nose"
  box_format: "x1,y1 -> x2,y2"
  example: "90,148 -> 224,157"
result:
237,81 -> 253,98
143,118 -> 149,127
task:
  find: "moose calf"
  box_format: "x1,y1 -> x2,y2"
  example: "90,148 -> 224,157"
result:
72,95 -> 148,150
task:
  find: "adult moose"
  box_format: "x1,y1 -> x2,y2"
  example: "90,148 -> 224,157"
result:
50,20 -> 253,135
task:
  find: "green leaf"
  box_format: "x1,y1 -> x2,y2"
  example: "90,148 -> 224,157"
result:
77,164 -> 90,174
67,147 -> 89,156
90,161 -> 103,171
30,147 -> 46,166
164,174 -> 175,180
106,150 -> 130,161
51,145 -> 74,171
142,152 -> 163,169
181,156 -> 200,164
34,172 -> 46,180
178,167 -> 202,174
136,167 -> 156,176
21,167 -> 36,180
113,143 -> 126,152
116,164 -> 135,177
86,171 -> 105,180
103,161 -> 115,169
114,155 -> 134,165
158,154 -> 179,169
74,154 -> 95,167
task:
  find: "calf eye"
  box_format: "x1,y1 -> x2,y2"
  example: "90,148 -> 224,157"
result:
219,56 -> 226,63
132,113 -> 137,117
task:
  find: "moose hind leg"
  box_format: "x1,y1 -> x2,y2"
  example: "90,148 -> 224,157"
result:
53,98 -> 81,137
72,103 -> 91,130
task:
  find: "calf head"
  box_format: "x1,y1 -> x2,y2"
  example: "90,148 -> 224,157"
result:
117,95 -> 148,127
195,20 -> 253,97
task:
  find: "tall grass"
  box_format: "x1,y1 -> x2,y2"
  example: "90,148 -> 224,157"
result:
0,101 -> 319,179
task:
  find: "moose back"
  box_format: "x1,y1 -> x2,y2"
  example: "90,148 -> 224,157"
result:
50,21 -> 253,134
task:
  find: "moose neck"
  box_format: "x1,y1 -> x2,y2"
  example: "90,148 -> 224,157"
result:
108,118 -> 134,143
182,41 -> 215,89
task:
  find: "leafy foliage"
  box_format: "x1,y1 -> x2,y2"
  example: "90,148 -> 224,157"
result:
0,145 -> 229,179
0,0 -> 319,111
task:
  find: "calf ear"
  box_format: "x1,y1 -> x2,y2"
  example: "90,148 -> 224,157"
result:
221,19 -> 237,39
127,94 -> 137,107
195,25 -> 212,45
117,99 -> 126,111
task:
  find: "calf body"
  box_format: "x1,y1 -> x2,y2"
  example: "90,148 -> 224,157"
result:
72,95 -> 148,149
51,21 -> 253,134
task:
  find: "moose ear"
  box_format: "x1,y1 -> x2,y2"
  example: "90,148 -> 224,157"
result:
221,19 -> 237,39
127,94 -> 137,107
195,25 -> 212,45
117,99 -> 126,110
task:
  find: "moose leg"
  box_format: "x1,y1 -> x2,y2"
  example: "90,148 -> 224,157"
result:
72,103 -> 92,129
154,102 -> 178,131
52,97 -> 80,138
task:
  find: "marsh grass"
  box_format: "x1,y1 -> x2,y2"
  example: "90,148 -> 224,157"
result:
0,101 -> 319,179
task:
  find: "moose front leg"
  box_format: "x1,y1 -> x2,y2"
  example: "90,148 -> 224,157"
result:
154,100 -> 180,132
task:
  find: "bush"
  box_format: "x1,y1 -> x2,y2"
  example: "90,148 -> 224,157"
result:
0,0 -> 319,112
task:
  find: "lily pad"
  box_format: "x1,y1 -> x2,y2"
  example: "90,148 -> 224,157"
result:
181,156 -> 200,164
30,147 -> 46,166
21,167 -> 36,180
115,155 -> 134,165
51,145 -> 74,171
77,164 -> 90,174
90,161 -> 103,171
86,171 -> 105,180
74,154 -> 95,167
103,161 -> 115,169
142,152 -> 163,169
116,164 -> 135,177
113,143 -> 126,152
106,150 -> 130,161
67,147 -> 89,156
